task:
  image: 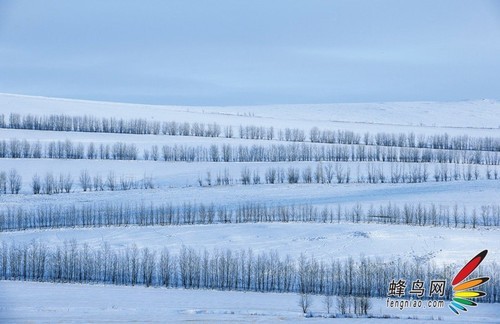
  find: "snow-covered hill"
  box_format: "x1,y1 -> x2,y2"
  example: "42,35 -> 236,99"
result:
0,94 -> 499,322
1,93 -> 499,135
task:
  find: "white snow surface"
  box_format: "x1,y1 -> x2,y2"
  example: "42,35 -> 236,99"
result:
1,179 -> 499,218
1,93 -> 500,136
3,222 -> 499,265
1,94 -> 499,322
0,281 -> 498,323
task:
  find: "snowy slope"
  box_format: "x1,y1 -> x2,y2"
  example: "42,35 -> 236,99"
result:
1,281 -> 498,323
1,93 -> 500,135
1,177 -> 498,215
3,222 -> 498,265
1,94 -> 499,322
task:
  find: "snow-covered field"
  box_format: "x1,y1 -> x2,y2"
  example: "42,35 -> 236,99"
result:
0,158 -> 498,196
1,281 -> 499,323
1,178 -> 498,212
3,222 -> 498,264
0,94 -> 499,322
2,93 -> 500,134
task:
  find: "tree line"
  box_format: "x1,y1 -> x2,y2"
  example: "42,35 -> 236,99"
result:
1,201 -> 498,232
2,139 -> 500,165
0,169 -> 155,195
32,170 -> 154,195
310,127 -> 500,152
0,241 -> 498,303
198,163 -> 497,187
2,112 -> 499,151
1,161 -> 496,196
0,139 -> 139,160
0,169 -> 22,194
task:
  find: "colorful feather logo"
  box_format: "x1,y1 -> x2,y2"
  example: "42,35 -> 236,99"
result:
449,250 -> 489,315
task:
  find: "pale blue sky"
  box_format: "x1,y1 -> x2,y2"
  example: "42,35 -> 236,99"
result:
0,0 -> 499,105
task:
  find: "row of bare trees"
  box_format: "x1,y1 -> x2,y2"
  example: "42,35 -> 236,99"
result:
31,172 -> 73,194
158,143 -> 500,164
0,169 -> 154,195
3,112 -> 499,151
299,293 -> 370,316
238,125 -> 305,142
77,170 -> 154,193
0,139 -> 138,160
0,169 -> 21,194
197,163 -> 497,187
1,241 -> 498,303
3,139 -> 500,165
31,170 -> 154,195
232,163 -> 495,186
3,113 -> 221,137
1,201 -> 499,232
310,127 -> 500,151
2,162 -> 497,196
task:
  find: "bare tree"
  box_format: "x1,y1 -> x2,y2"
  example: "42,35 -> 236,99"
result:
43,172 -> 55,194
79,170 -> 91,192
335,164 -> 345,183
314,163 -> 324,183
324,163 -> 334,184
93,174 -> 104,191
151,145 -> 159,161
224,125 -> 233,138
63,173 -> 73,193
299,293 -> 313,314
323,294 -> 333,314
252,170 -> 261,184
142,174 -> 154,189
302,166 -> 312,183
87,142 -> 97,159
120,175 -> 132,190
8,169 -> 22,194
360,296 -> 371,315
265,167 -> 277,184
241,167 -> 251,185
287,167 -> 300,184
32,174 -> 41,194
336,296 -> 347,315
56,173 -> 64,193
222,144 -> 232,162
205,171 -> 212,186
106,172 -> 116,191
0,171 -> 7,194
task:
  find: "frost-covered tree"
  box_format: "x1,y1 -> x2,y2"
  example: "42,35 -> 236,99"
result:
79,170 -> 91,192
299,293 -> 312,314
287,167 -> 300,184
0,171 -> 7,194
63,173 -> 73,193
323,294 -> 333,314
32,174 -> 41,194
43,172 -> 55,194
151,145 -> 159,161
241,167 -> 251,185
106,172 -> 117,191
8,169 -> 22,194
